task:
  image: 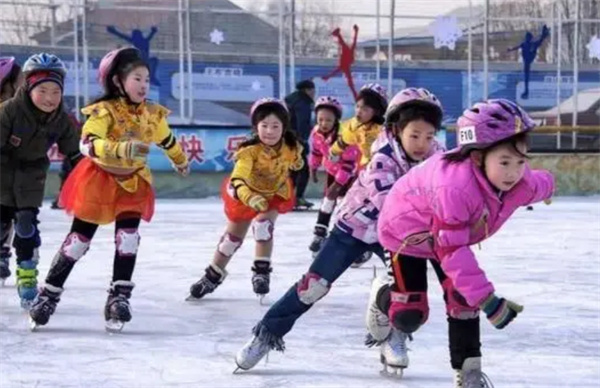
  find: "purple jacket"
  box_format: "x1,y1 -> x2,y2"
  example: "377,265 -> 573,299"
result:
378,152 -> 555,306
335,130 -> 444,244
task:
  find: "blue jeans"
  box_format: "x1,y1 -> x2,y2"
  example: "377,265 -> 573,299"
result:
260,226 -> 383,338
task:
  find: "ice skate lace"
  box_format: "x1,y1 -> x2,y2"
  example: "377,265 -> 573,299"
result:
389,330 -> 411,354
35,295 -> 58,316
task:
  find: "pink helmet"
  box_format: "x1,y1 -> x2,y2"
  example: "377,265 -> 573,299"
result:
359,83 -> 388,105
0,57 -> 16,85
250,97 -> 289,119
97,47 -> 142,87
456,99 -> 535,150
385,87 -> 443,126
314,96 -> 343,119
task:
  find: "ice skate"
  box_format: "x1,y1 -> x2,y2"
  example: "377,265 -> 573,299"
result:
379,329 -> 410,378
16,259 -> 39,310
187,264 -> 227,301
453,357 -> 494,388
293,198 -> 315,211
365,275 -> 392,342
234,325 -> 284,372
351,250 -> 373,268
308,226 -> 327,257
29,284 -> 63,331
251,260 -> 272,302
104,280 -> 134,333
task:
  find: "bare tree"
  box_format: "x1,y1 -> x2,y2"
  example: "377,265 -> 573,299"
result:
260,0 -> 341,58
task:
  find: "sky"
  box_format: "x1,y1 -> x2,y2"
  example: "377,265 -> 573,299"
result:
230,0 -> 485,38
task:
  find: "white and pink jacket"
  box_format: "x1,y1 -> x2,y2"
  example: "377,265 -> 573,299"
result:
308,126 -> 361,186
335,130 -> 444,244
377,152 -> 554,307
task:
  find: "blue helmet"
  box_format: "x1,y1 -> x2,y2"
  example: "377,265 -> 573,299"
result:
23,53 -> 66,77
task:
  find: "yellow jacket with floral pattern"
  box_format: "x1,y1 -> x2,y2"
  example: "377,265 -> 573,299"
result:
330,117 -> 383,166
230,141 -> 303,205
80,99 -> 187,193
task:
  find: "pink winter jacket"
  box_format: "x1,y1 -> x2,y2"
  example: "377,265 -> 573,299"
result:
335,130 -> 444,243
377,153 -> 555,307
308,125 -> 361,185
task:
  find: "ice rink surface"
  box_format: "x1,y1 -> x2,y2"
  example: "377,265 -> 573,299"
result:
1,197 -> 599,388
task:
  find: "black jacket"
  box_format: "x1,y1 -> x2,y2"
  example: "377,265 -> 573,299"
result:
285,90 -> 314,143
0,88 -> 81,208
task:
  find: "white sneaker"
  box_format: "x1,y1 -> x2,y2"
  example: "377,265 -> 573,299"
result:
366,275 -> 391,342
453,357 -> 494,388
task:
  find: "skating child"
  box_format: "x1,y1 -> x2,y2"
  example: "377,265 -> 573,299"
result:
29,47 -> 189,331
329,83 -> 388,168
0,56 -> 23,284
369,99 -> 554,387
307,96 -> 360,255
187,98 -> 303,301
0,53 -> 81,306
234,88 -> 445,371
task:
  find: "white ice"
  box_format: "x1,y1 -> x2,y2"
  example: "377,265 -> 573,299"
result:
1,197 -> 599,388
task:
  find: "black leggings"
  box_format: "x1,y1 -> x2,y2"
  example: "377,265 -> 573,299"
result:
46,216 -> 141,288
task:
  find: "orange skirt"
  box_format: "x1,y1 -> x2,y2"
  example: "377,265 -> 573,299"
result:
221,177 -> 295,223
59,158 -> 155,225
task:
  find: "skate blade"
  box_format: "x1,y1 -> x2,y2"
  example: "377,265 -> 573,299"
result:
105,319 -> 125,333
0,278 -> 5,287
28,317 -> 39,332
379,365 -> 405,379
257,294 -> 268,305
185,294 -> 202,302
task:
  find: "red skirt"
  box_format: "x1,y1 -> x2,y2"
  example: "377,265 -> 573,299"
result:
59,158 -> 155,225
220,177 -> 295,223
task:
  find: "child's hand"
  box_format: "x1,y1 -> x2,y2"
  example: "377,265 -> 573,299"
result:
118,140 -> 150,162
328,149 -> 340,163
173,160 -> 190,176
248,195 -> 268,212
544,198 -> 552,205
480,293 -> 523,329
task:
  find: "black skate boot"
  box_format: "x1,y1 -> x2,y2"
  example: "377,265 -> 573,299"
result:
187,264 -> 227,301
29,284 -> 63,330
308,226 -> 327,257
0,251 -> 10,285
104,280 -> 135,333
251,260 -> 272,296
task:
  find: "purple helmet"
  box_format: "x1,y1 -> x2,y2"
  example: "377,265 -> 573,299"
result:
456,99 -> 535,150
359,83 -> 388,105
0,57 -> 16,86
385,87 -> 443,126
250,97 -> 289,123
314,96 -> 343,119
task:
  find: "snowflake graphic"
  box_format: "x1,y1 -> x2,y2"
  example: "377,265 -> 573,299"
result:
429,16 -> 463,50
209,29 -> 225,45
586,35 -> 600,60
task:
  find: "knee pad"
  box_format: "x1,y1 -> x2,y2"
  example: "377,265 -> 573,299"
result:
297,272 -> 330,305
115,228 -> 140,257
60,232 -> 91,261
252,219 -> 273,242
442,278 -> 479,319
15,210 -> 38,239
388,291 -> 429,334
217,232 -> 243,257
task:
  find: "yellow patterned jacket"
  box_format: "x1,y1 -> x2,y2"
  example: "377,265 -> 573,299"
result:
80,98 -> 187,193
329,117 -> 383,167
230,141 -> 304,205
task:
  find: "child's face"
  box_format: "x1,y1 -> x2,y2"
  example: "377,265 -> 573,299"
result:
316,109 -> 336,133
355,99 -> 375,124
476,142 -> 528,192
30,81 -> 62,113
257,113 -> 284,146
397,119 -> 436,161
122,66 -> 149,103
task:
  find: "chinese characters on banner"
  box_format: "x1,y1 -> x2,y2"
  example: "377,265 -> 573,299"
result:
48,128 -> 251,172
